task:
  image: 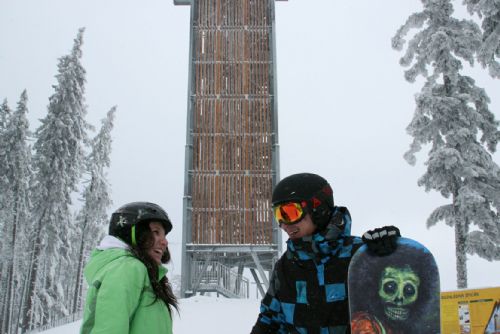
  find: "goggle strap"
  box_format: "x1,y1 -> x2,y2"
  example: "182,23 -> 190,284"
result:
131,225 -> 137,246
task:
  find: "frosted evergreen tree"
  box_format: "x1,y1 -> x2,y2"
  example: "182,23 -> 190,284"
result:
0,99 -> 12,214
0,99 -> 11,333
0,99 -> 12,239
463,0 -> 500,78
72,106 -> 115,313
20,28 -> 91,331
392,0 -> 500,289
0,91 -> 33,334
0,99 -> 10,131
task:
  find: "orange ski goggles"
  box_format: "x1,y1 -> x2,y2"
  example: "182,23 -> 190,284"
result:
273,201 -> 308,225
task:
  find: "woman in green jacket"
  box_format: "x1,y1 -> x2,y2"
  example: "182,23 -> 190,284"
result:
80,202 -> 178,334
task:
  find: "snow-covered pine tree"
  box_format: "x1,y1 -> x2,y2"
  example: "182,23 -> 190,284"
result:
0,99 -> 11,332
463,0 -> 500,78
0,98 -> 12,243
0,99 -> 10,131
0,91 -> 33,334
20,28 -> 91,332
0,99 -> 12,223
392,0 -> 500,289
72,106 -> 115,313
0,98 -> 11,334
0,100 -> 9,332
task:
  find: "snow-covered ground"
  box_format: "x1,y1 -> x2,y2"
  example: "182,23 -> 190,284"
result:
39,296 -> 261,333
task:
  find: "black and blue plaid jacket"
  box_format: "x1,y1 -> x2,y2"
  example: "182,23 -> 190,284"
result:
250,207 -> 363,334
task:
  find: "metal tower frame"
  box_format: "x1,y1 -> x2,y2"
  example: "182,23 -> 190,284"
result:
175,0 -> 285,298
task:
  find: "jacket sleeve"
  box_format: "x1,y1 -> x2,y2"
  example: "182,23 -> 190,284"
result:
250,261 -> 286,334
90,259 -> 146,334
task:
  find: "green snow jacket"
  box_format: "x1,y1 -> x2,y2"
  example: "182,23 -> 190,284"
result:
80,247 -> 172,334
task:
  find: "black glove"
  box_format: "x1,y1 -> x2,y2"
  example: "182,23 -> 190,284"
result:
362,226 -> 401,256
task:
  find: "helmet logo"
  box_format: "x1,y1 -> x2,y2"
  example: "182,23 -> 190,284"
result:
116,215 -> 127,227
312,197 -> 322,208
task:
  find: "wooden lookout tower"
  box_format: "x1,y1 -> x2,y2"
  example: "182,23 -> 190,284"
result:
174,0 -> 286,298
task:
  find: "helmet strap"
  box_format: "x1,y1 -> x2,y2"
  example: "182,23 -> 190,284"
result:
131,225 -> 137,246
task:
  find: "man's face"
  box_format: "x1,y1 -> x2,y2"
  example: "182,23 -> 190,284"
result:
280,213 -> 316,239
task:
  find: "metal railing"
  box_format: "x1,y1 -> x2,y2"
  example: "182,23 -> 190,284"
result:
191,260 -> 249,298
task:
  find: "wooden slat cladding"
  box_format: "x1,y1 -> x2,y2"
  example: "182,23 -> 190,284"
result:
190,0 -> 275,245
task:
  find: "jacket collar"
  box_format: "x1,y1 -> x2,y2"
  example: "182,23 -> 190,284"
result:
286,206 -> 351,261
96,235 -> 168,281
97,235 -> 129,250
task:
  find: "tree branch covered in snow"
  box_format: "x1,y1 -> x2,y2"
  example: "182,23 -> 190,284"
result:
393,0 -> 500,289
463,0 -> 500,78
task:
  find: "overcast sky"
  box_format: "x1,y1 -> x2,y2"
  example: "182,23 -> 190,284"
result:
1,0 -> 499,291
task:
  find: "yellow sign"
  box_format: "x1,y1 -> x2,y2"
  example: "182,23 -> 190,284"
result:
441,286 -> 500,334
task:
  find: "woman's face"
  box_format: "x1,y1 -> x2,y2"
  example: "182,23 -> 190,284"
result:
147,221 -> 168,265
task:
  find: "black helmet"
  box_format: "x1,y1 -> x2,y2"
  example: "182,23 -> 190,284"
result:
272,173 -> 334,229
109,202 -> 172,246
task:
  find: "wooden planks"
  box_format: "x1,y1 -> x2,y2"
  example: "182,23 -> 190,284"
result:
189,0 -> 275,245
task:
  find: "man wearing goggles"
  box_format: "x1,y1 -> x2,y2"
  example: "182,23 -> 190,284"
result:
251,173 -> 401,334
273,201 -> 316,239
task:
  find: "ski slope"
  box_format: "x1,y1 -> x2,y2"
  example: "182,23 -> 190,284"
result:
40,296 -> 261,333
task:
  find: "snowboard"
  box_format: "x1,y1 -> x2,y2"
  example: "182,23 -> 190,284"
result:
348,237 -> 440,334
